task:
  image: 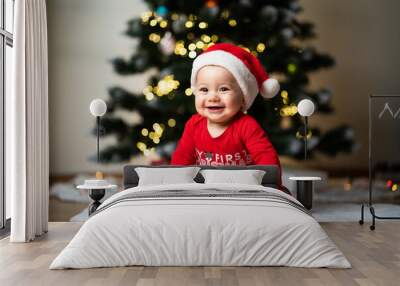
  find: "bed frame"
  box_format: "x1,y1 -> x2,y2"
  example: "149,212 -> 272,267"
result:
123,164 -> 287,192
86,165 -> 286,216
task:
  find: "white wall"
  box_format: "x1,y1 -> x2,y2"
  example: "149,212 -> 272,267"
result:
296,0 -> 400,170
47,0 -> 149,175
47,0 -> 400,175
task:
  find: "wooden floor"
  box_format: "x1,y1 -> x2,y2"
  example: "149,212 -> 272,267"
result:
0,222 -> 399,286
49,197 -> 87,222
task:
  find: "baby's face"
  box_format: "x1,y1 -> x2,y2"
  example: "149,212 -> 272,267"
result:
194,65 -> 244,125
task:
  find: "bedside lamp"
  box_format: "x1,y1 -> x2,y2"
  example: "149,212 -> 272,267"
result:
89,99 -> 107,174
297,99 -> 315,160
77,99 -> 117,215
289,99 -> 320,210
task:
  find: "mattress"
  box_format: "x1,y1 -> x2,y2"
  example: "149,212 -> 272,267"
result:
50,183 -> 351,269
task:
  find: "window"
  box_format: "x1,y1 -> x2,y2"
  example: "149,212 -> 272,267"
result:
1,0 -> 14,230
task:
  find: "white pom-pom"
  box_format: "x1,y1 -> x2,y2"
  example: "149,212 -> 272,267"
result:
297,99 -> 315,116
261,78 -> 280,98
90,99 -> 107,117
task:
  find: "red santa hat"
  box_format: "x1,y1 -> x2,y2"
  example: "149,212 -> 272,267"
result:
191,43 -> 280,111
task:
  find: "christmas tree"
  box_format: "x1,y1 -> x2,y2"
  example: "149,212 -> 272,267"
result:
95,0 -> 355,164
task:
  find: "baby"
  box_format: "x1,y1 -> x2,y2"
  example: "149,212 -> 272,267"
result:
171,43 -> 281,174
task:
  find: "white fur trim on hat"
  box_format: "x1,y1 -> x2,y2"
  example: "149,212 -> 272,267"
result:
260,78 -> 280,98
191,50 -> 259,111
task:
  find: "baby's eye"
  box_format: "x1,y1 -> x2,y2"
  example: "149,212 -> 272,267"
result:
219,87 -> 230,92
199,87 -> 208,93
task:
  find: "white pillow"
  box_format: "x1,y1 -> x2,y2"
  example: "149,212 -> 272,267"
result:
135,167 -> 201,186
200,169 -> 266,185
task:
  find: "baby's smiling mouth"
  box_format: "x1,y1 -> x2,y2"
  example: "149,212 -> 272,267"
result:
206,106 -> 225,110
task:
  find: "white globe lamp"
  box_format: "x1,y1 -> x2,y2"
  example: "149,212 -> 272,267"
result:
90,99 -> 107,117
78,99 -> 112,215
297,99 -> 315,117
89,99 -> 107,167
297,99 -> 315,160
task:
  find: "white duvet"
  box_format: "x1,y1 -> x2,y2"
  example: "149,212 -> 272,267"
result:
50,183 -> 351,269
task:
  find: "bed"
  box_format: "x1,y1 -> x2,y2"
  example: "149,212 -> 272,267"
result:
50,165 -> 350,269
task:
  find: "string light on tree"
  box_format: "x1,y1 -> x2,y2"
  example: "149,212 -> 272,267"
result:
201,34 -> 211,43
256,43 -> 266,53
196,41 -> 205,49
188,43 -> 196,51
287,63 -> 297,74
281,90 -> 289,105
148,33 -> 161,43
280,105 -> 297,117
143,86 -> 155,101
141,11 -> 152,23
136,142 -> 146,152
153,123 -> 163,136
141,128 -> 149,136
185,88 -> 193,96
149,19 -> 158,26
154,75 -> 180,96
159,20 -> 168,28
145,93 -> 154,101
185,20 -> 194,28
198,22 -> 208,29
174,41 -> 188,56
168,118 -> 176,127
228,19 -> 237,27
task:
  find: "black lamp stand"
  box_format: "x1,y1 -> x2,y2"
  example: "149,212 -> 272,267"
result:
88,115 -> 105,215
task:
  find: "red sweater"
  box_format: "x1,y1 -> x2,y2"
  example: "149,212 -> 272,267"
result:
171,113 -> 281,183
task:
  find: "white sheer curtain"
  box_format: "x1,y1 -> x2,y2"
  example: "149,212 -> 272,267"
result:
8,0 -> 49,242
